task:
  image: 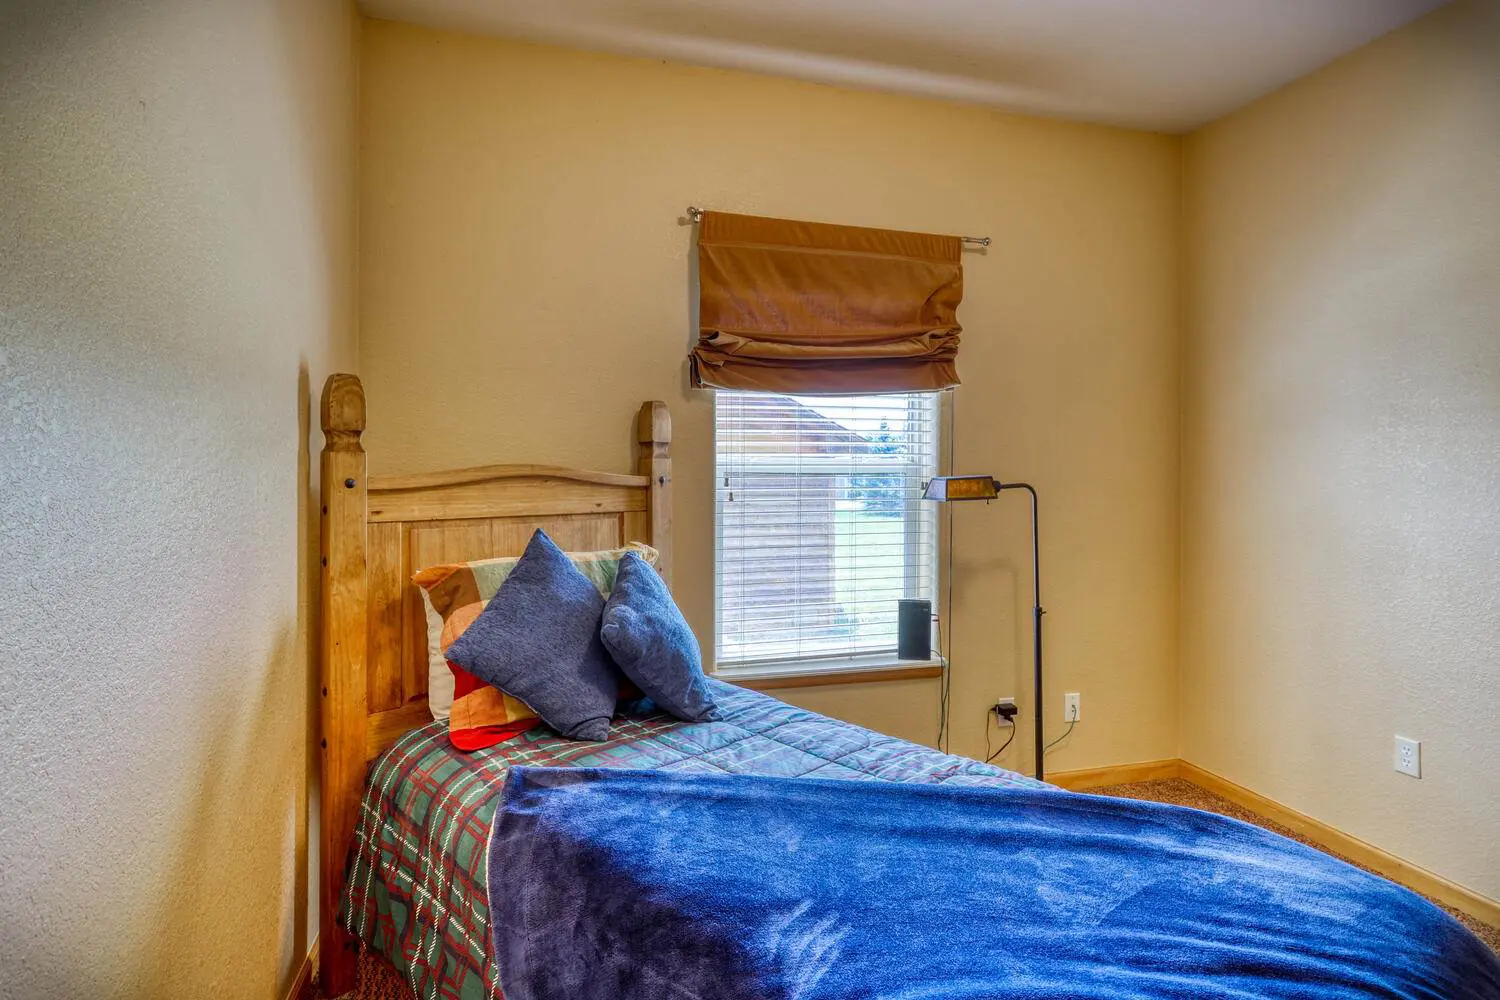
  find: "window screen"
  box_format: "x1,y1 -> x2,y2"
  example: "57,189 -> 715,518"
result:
714,391 -> 941,669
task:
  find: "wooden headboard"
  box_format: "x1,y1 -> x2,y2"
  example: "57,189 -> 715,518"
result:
316,373 -> 671,995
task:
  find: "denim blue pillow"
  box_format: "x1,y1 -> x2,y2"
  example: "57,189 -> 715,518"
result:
599,551 -> 717,722
445,530 -> 620,741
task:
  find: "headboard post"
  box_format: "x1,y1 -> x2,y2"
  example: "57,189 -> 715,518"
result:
318,373 -> 369,997
317,384 -> 671,991
636,400 -> 673,583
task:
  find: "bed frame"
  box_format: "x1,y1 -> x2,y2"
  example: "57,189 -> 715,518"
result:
316,373 -> 672,996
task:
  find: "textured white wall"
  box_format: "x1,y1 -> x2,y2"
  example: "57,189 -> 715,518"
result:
1181,0 -> 1500,900
0,2 -> 357,998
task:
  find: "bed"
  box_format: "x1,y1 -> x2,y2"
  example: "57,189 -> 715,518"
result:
317,373 -> 1040,995
317,374 -> 1499,1000
341,680 -> 1042,998
316,373 -> 679,994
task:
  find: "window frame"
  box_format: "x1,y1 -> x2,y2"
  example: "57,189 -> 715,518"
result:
710,390 -> 946,680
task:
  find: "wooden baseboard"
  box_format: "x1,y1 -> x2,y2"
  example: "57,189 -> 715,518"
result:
282,938 -> 318,1000
1176,761 -> 1500,928
1046,758 -> 1181,791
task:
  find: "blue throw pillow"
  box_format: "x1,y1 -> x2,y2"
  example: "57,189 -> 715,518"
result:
599,551 -> 718,722
445,530 -> 621,741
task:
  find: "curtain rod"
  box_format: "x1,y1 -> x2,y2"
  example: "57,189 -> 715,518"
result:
685,207 -> 990,248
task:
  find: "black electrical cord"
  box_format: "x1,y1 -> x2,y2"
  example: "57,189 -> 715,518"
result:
986,725 -> 1016,763
1043,718 -> 1077,754
985,708 -> 1016,763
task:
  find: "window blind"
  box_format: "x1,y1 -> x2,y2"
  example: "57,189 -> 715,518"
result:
714,391 -> 941,669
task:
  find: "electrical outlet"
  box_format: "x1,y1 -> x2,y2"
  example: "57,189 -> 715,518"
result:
993,698 -> 1018,722
1063,692 -> 1081,723
1394,736 -> 1421,778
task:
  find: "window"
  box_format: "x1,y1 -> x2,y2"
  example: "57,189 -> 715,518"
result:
714,391 -> 941,672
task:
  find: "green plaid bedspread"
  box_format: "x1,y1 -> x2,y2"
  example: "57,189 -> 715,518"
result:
341,679 -> 1045,1000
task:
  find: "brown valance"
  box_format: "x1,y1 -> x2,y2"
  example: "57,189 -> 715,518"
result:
691,211 -> 963,393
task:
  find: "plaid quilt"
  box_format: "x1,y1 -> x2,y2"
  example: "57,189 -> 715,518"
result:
341,679 -> 1047,1000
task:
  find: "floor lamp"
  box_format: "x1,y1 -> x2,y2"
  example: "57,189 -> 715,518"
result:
922,475 -> 1047,781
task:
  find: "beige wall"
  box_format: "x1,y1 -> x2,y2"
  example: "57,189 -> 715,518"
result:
0,1 -> 358,998
2,0 -> 1491,990
358,20 -> 1181,774
1181,0 -> 1500,900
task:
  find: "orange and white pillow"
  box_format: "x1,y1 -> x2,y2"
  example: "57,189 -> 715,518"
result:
413,543 -> 658,749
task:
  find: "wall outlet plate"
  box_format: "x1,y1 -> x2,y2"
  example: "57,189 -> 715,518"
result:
1063,692 -> 1081,722
1394,736 -> 1421,778
993,697 -> 1018,721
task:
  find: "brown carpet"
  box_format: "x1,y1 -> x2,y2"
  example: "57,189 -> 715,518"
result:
307,953 -> 410,1000
310,776 -> 1497,998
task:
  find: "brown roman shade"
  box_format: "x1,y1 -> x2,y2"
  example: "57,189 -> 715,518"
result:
691,211 -> 963,393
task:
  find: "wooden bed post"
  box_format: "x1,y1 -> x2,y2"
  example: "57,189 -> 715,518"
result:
319,373 -> 369,997
636,401 -> 673,584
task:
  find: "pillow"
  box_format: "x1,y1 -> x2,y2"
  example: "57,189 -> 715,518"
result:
445,530 -> 622,742
418,588 -> 456,721
436,604 -> 644,751
416,541 -> 658,722
440,601 -> 543,750
600,552 -> 718,723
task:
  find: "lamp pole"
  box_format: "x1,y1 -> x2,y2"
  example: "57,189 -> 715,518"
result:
995,482 -> 1045,782
922,474 -> 1046,781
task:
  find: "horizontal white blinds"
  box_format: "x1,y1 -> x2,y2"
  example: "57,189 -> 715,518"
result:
714,391 -> 941,668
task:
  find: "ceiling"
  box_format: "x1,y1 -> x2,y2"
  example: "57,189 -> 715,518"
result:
357,0 -> 1445,132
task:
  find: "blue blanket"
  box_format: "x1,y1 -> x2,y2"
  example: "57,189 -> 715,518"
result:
490,767 -> 1500,1000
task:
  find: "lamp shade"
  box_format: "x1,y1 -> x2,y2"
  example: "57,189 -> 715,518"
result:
922,475 -> 999,502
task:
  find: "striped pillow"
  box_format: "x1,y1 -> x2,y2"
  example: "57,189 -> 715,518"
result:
413,543 -> 659,749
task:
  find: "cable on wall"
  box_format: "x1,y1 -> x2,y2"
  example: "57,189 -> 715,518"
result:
985,714 -> 1016,763
1044,718 -> 1077,754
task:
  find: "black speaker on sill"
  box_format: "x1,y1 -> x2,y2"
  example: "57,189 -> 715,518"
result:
897,599 -> 932,660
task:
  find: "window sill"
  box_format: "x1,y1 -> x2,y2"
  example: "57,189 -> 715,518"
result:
715,656 -> 945,691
